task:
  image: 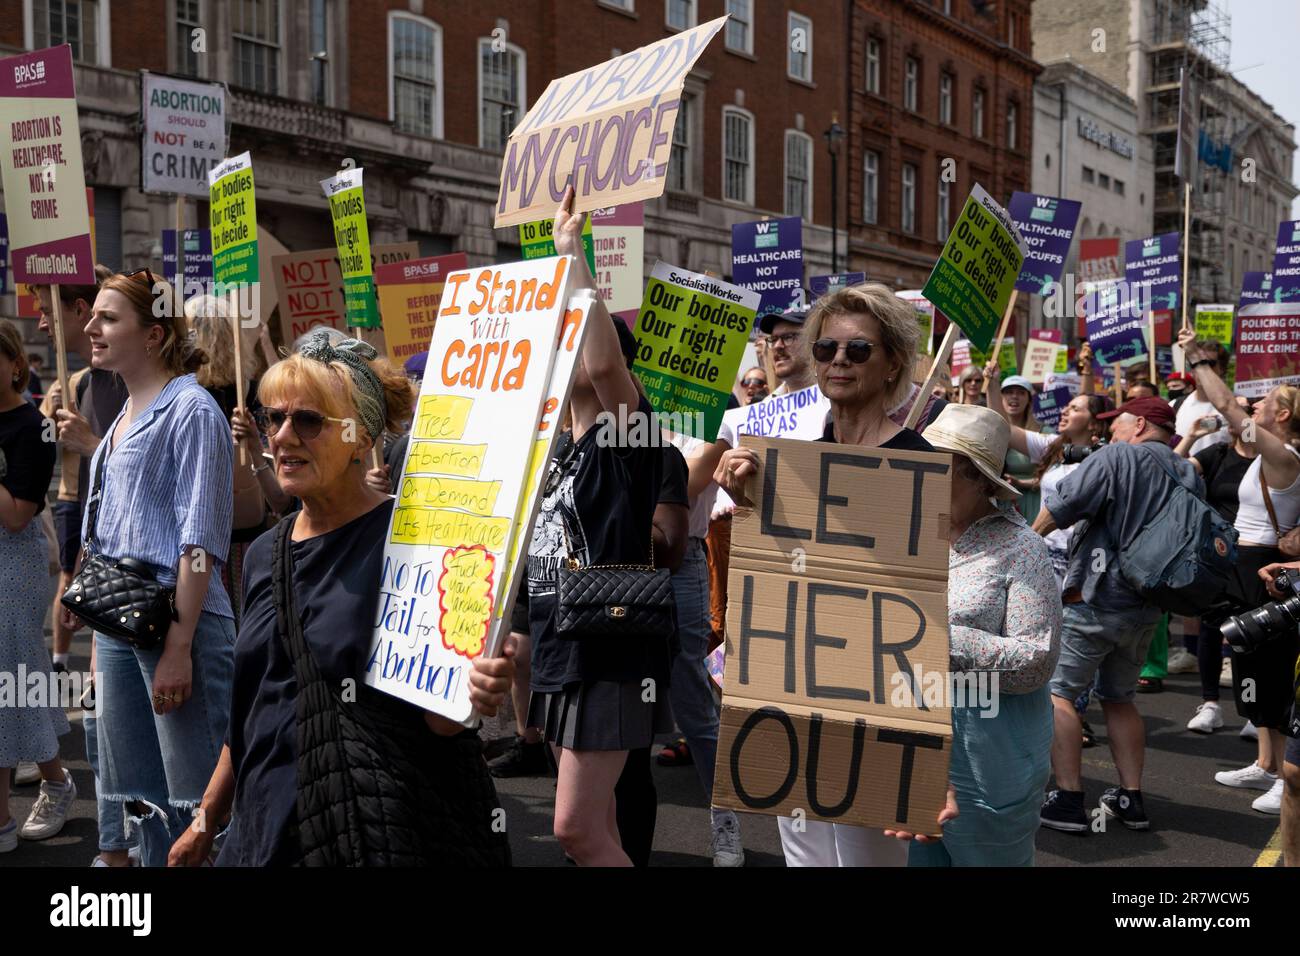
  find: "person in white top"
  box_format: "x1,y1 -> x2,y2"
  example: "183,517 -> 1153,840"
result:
1179,328 -> 1300,815
1174,339 -> 1232,457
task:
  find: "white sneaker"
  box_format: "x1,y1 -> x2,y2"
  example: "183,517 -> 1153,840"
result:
710,810 -> 745,867
1219,658 -> 1233,688
1214,761 -> 1277,791
14,762 -> 41,785
1167,648 -> 1198,674
1187,702 -> 1224,734
0,818 -> 16,853
1240,720 -> 1259,741
1252,778 -> 1284,814
19,769 -> 76,840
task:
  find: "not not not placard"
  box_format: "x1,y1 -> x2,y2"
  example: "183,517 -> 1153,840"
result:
274,242 -> 418,345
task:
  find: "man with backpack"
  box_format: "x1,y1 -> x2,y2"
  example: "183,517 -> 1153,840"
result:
1037,397 -> 1216,833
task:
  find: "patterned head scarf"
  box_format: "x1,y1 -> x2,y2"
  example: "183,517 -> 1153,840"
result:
296,330 -> 387,440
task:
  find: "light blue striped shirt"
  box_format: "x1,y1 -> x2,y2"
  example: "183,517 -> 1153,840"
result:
82,374 -> 235,619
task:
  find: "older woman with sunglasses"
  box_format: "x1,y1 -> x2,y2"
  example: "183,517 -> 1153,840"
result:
62,270 -> 234,867
170,331 -> 514,866
715,282 -> 938,867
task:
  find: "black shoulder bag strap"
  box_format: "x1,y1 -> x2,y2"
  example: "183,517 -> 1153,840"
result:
81,442 -> 111,558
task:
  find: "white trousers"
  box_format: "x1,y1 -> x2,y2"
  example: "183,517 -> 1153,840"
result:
777,817 -> 908,867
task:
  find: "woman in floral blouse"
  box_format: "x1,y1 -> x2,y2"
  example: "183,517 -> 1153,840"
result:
893,404 -> 1062,866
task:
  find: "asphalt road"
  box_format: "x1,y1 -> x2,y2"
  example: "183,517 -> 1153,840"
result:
2,627 -> 1282,868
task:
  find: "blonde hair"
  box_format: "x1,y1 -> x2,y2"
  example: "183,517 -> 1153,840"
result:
1273,385 -> 1300,444
257,351 -> 415,437
185,294 -> 237,389
99,272 -> 206,376
0,320 -> 30,393
802,283 -> 920,409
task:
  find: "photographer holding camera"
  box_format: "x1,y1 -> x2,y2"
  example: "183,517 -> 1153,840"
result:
1180,327 -> 1300,816
1251,560 -> 1300,865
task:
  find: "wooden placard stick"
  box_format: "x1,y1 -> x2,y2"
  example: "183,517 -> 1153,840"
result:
229,285 -> 248,467
983,289 -> 1019,394
50,285 -> 70,407
905,322 -> 957,430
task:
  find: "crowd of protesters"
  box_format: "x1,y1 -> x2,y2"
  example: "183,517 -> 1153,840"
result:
1,190 -> 1298,868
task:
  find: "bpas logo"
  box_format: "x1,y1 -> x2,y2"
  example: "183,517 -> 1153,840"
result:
14,59 -> 46,85
1029,195 -> 1058,223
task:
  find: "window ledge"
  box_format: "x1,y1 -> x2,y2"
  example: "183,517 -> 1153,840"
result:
788,75 -> 816,90
597,2 -> 639,20
725,46 -> 757,63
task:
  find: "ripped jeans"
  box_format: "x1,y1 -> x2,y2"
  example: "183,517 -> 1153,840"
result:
94,614 -> 235,867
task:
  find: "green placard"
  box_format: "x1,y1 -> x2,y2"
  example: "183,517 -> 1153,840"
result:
1054,345 -> 1068,373
997,343 -> 1018,376
322,167 -> 379,328
920,184 -> 1026,352
208,152 -> 259,289
519,217 -> 595,275
1194,306 -> 1234,348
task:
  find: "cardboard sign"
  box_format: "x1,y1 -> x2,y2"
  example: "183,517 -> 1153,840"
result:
365,256 -> 577,722
897,289 -> 934,355
320,167 -> 379,327
1240,271 -> 1274,309
1079,237 -> 1122,283
1023,335 -> 1061,385
1086,279 -> 1148,366
1007,192 -> 1081,294
591,202 -> 644,322
712,437 -> 952,834
1033,386 -> 1072,432
141,73 -> 226,197
208,152 -> 258,288
721,384 -> 829,442
162,228 -> 214,296
809,272 -> 866,300
732,217 -> 804,320
631,261 -> 759,442
0,45 -> 94,284
274,242 -> 418,344
1125,232 -> 1181,315
1233,303 -> 1300,398
1194,304 -> 1234,348
494,16 -> 726,228
374,252 -> 470,365
1270,221 -> 1300,303
519,215 -> 595,275
921,184 -> 1027,352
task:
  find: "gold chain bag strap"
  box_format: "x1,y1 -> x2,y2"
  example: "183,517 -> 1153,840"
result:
554,516 -> 676,640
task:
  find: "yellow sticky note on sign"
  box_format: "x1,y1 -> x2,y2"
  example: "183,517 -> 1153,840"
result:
413,395 -> 474,441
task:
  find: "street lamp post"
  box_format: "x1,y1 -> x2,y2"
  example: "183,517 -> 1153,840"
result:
824,114 -> 845,275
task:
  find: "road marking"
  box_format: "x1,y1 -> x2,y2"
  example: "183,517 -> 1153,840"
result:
1253,826 -> 1283,867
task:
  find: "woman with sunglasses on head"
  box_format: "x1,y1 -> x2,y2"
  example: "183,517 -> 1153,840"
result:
61,270 -> 234,866
715,283 -> 941,867
739,366 -> 769,404
169,330 -> 513,866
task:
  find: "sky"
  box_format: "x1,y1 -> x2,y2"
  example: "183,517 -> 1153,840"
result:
1226,0 -> 1300,217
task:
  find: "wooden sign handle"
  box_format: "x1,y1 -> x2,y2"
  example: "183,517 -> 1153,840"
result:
229,287 -> 248,468
905,322 -> 957,430
50,285 -> 70,409
983,289 -> 1018,394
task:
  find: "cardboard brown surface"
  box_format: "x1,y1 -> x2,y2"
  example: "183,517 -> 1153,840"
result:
712,436 -> 953,835
273,241 -> 418,345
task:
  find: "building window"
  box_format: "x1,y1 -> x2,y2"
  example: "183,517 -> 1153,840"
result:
1008,10 -> 1019,48
784,131 -> 812,219
937,177 -> 951,240
863,150 -> 879,224
1098,172 -> 1111,189
865,38 -> 881,94
788,13 -> 812,82
939,73 -> 954,126
310,0 -> 330,105
479,38 -> 525,152
32,0 -> 102,65
668,95 -> 692,191
232,0 -> 280,94
902,163 -> 917,234
904,57 -> 919,112
175,0 -> 202,76
1005,100 -> 1018,149
1082,165 -> 1095,184
973,88 -> 985,139
602,0 -> 634,9
942,0 -> 953,13
726,0 -> 753,54
666,0 -> 695,29
390,13 -> 443,138
723,107 -> 754,205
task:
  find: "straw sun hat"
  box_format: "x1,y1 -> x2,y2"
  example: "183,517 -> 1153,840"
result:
923,404 -> 1020,499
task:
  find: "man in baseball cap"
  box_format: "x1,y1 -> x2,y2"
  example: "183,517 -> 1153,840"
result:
1096,395 -> 1176,440
756,308 -> 812,396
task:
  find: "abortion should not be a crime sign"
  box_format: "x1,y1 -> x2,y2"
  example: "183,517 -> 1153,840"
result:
208,151 -> 258,288
141,73 -> 226,197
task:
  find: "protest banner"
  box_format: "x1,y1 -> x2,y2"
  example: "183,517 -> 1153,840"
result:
1156,346 -> 1173,379
1233,303 -> 1300,398
1045,370 -> 1081,395
997,343 -> 1017,377
1054,345 -> 1069,373
1194,304 -> 1234,348
1079,237 -> 1123,283
1007,192 -> 1081,295
320,167 -> 380,328
949,339 -> 973,382
0,213 -> 7,294
1125,232 -> 1182,315
520,215 -> 595,275
1023,330 -> 1062,384
1240,271 -> 1274,308
208,152 -> 259,289
711,436 -> 952,834
374,252 -> 470,365
721,383 -> 829,441
810,272 -> 866,300
1032,386 -> 1072,432
631,261 -> 759,442
495,16 -> 726,227
896,289 -> 934,355
1151,309 -> 1173,347
1086,279 -> 1148,367
141,73 -> 226,198
1270,220 -> 1300,303
274,242 -> 418,344
366,256 -> 578,723
732,217 -> 804,321
591,202 -> 644,323
162,228 -> 213,296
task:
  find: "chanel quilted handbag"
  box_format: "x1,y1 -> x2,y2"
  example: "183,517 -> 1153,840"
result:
61,444 -> 175,649
555,524 -> 676,640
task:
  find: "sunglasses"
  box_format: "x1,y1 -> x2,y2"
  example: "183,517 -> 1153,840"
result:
741,377 -> 767,388
812,338 -> 874,364
254,407 -> 350,441
766,331 -> 801,349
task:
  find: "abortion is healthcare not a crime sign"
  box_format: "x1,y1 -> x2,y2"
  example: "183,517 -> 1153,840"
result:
208,151 -> 258,287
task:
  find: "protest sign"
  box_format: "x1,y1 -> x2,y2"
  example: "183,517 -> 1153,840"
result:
631,261 -> 759,442
1240,271 -> 1274,308
721,384 -> 829,442
896,289 -> 934,355
141,73 -> 226,197
1194,304 -> 1234,348
162,228 -> 213,295
1125,232 -> 1181,314
591,202 -> 644,322
0,213 -> 7,294
997,343 -> 1017,376
274,242 -> 418,344
1151,309 -> 1173,347
520,216 -> 595,275
1045,370 -> 1081,395
494,16 -> 726,227
1233,303 -> 1300,398
1023,331 -> 1062,384
732,217 -> 804,320
810,272 -> 866,300
949,339 -> 972,382
1156,347 -> 1173,378
1054,345 -> 1069,373
374,252 -> 470,365
1175,67 -> 1199,182
366,256 -> 577,722
1079,237 -> 1123,283
1270,221 -> 1300,303
1032,386 -> 1072,432
921,184 -> 1027,352
1086,279 -> 1148,367
1007,192 -> 1081,294
208,152 -> 258,288
711,436 -> 952,834
0,45 -> 94,284
320,167 -> 379,327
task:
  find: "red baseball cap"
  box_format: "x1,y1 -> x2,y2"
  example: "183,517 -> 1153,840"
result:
1166,372 -> 1195,385
1097,396 -> 1176,429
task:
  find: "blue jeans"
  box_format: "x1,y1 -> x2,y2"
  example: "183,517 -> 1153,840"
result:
669,539 -> 720,801
83,712 -> 133,853
95,613 -> 235,867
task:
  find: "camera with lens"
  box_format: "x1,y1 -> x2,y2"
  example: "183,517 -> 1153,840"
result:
1062,439 -> 1106,465
1220,568 -> 1300,654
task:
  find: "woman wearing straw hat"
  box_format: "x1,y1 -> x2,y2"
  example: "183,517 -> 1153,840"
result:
887,403 -> 1062,866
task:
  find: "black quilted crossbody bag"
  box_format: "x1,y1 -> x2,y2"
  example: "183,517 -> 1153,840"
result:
61,442 -> 175,649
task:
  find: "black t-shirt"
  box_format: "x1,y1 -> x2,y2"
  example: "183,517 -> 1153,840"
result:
75,369 -> 129,510
0,402 -> 55,514
1194,443 -> 1253,524
526,399 -> 666,692
817,419 -> 935,452
659,443 -> 689,508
